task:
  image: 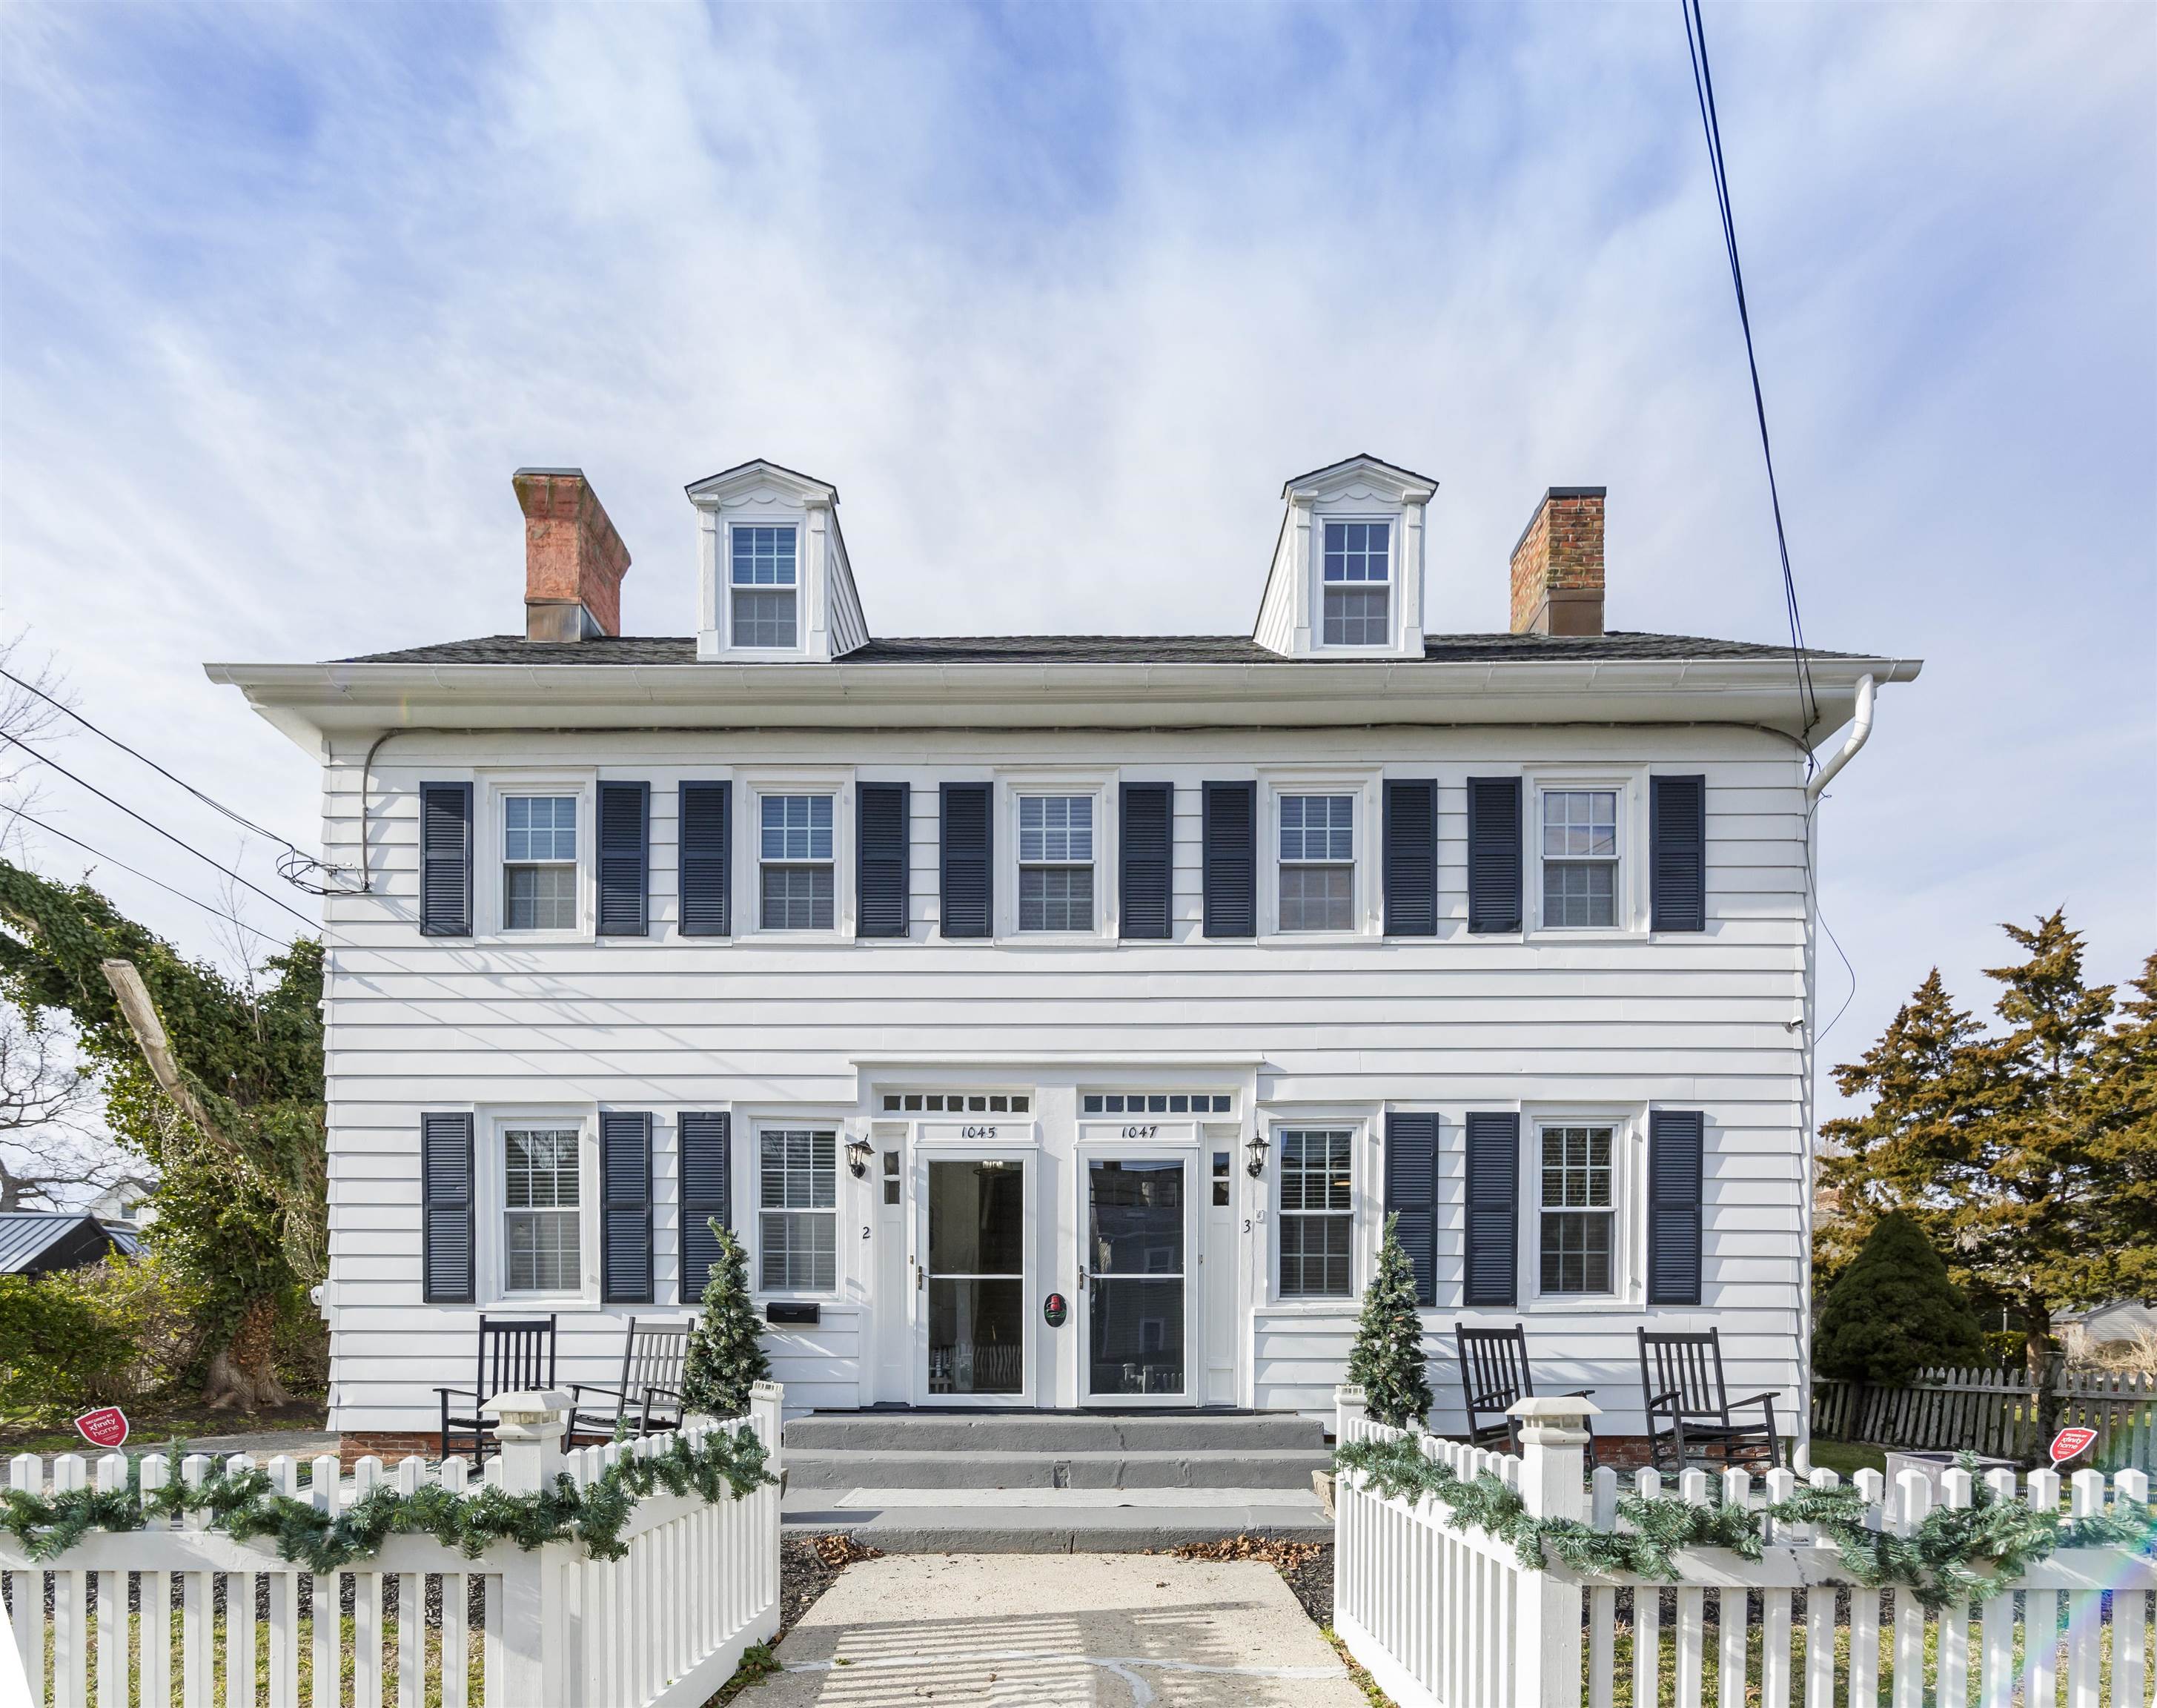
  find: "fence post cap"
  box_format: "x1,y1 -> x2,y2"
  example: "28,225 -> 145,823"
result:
1508,1395 -> 1600,1423
482,1389 -> 574,1434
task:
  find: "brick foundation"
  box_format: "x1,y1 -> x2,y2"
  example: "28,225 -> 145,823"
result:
337,1432 -> 440,1472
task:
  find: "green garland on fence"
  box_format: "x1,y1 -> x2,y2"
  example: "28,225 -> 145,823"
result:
1332,1437 -> 2157,1609
1,1425 -> 774,1574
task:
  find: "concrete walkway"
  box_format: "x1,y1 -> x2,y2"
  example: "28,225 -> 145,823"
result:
736,1553 -> 1360,1707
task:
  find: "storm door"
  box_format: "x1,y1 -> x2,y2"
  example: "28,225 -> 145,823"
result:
924,1157 -> 1027,1400
1083,1157 -> 1190,1400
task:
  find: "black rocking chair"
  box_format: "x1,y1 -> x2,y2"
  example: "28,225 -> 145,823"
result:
569,1319 -> 693,1449
436,1314 -> 559,1466
1637,1326 -> 1780,1474
1454,1323 -> 1597,1463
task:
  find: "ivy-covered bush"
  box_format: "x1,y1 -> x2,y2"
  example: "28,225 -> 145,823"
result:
0,1252 -> 209,1420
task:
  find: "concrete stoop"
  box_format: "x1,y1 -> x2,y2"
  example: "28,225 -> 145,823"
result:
778,1409 -> 1334,1552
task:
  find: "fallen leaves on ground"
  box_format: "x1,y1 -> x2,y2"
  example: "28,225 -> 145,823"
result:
812,1532 -> 884,1569
1170,1533 -> 1327,1572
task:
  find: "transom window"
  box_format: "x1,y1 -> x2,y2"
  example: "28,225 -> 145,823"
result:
1541,790 -> 1620,928
1081,1093 -> 1233,1115
731,525 -> 799,649
1279,1129 -> 1353,1298
881,1091 -> 1032,1113
1018,795 -> 1094,931
761,795 -> 835,930
1279,794 -> 1355,932
1539,1125 -> 1614,1294
760,1128 -> 837,1291
503,795 -> 577,930
503,1127 -> 580,1293
1321,520 -> 1391,645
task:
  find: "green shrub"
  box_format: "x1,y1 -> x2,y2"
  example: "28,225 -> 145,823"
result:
1815,1211 -> 1984,1386
0,1272 -> 134,1420
1347,1214 -> 1434,1429
271,1285 -> 330,1398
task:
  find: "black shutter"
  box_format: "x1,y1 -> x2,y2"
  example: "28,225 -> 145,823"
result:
1382,781 -> 1437,936
1201,782 -> 1256,939
679,1112 -> 732,1303
597,781 -> 650,937
600,1111 -> 654,1304
939,783 -> 993,939
1651,775 -> 1707,933
1463,1111 -> 1520,1307
1382,1113 -> 1439,1307
1119,782 -> 1173,941
678,782 -> 732,938
419,782 -> 474,937
1466,778 -> 1522,935
857,784 -> 911,939
420,1111 -> 475,1304
1649,1109 -> 1706,1305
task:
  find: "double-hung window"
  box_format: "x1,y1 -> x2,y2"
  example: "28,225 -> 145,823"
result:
503,1127 -> 580,1293
1541,790 -> 1620,927
1539,1125 -> 1614,1294
761,795 -> 835,929
1018,795 -> 1093,931
503,796 -> 577,930
1321,520 -> 1391,645
731,525 -> 799,649
760,1128 -> 836,1291
1279,794 -> 1354,931
1279,1129 -> 1352,1297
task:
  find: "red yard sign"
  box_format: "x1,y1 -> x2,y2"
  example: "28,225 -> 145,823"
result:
74,1408 -> 129,1449
2048,1426 -> 2098,1468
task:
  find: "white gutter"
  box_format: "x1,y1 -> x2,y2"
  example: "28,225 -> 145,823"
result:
1806,673 -> 1875,801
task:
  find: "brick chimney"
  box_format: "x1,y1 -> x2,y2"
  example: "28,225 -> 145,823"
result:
1508,486 -> 1606,637
514,468 -> 630,642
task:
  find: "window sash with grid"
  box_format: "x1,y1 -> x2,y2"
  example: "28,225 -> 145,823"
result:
1321,520 -> 1391,646
1279,1129 -> 1353,1298
1538,1125 -> 1614,1295
1018,795 -> 1094,931
503,1127 -> 580,1294
503,796 -> 577,930
731,525 -> 799,648
760,1128 -> 837,1291
1541,790 -> 1620,928
1279,795 -> 1355,932
761,795 -> 835,929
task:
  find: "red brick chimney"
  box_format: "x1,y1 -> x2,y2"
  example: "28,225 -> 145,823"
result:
1508,486 -> 1606,637
514,468 -> 630,642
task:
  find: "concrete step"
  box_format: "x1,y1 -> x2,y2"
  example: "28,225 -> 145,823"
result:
780,1484 -> 1331,1553
785,1446 -> 1333,1491
781,1411 -> 1327,1454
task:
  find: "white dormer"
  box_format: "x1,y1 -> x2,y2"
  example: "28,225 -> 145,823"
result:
689,460 -> 870,662
1252,454 -> 1437,660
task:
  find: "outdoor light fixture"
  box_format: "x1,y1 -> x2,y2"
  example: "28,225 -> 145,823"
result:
845,1136 -> 874,1178
1245,1132 -> 1270,1179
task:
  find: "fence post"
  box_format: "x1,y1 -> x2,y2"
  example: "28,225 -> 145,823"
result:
482,1391 -> 574,1708
1334,1383 -> 1368,1442
1508,1395 -> 1597,1708
750,1380 -> 785,1474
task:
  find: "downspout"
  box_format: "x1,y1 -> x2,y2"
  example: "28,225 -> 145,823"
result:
1806,674 -> 1875,801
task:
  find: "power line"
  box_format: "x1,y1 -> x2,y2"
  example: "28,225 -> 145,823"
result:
1,806 -> 290,946
0,732 -> 318,929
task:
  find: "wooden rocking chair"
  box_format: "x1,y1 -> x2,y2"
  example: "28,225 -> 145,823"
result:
1454,1322 -> 1597,1462
435,1314 -> 559,1466
1637,1326 -> 1780,1474
568,1318 -> 693,1449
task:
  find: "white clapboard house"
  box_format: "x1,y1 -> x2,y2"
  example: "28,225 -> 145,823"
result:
211,455 -> 1918,1461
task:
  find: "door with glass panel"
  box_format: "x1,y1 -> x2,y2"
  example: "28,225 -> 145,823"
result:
921,1157 -> 1027,1401
1082,1157 -> 1190,1400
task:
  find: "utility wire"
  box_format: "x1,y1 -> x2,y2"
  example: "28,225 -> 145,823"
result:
2,806 -> 288,946
0,732 -> 317,929
1680,0 -> 1820,750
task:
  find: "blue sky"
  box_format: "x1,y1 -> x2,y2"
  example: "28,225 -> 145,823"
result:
1,2 -> 2152,1113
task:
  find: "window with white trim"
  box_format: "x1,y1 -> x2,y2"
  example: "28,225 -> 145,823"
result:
1540,789 -> 1620,927
1538,1125 -> 1614,1294
502,795 -> 577,930
1279,794 -> 1355,931
1278,1129 -> 1352,1297
760,795 -> 835,929
760,1128 -> 837,1291
1321,520 -> 1391,645
1017,794 -> 1094,931
731,525 -> 799,648
503,1127 -> 580,1293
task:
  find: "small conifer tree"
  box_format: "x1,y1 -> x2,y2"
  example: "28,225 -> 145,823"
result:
1815,1211 -> 1984,1386
680,1222 -> 771,1420
1347,1212 -> 1433,1429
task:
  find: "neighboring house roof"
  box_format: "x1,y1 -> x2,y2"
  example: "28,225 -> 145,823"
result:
341,630 -> 1866,668
0,1210 -> 124,1277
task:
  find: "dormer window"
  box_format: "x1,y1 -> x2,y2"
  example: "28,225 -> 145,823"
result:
1321,521 -> 1391,645
731,525 -> 799,649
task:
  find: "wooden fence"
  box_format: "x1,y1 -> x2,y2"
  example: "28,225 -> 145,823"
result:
1,1382 -> 783,1708
1333,1388 -> 2156,1708
1813,1365 -> 2157,1469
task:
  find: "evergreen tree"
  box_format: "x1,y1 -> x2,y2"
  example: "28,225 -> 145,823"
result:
1347,1213 -> 1432,1429
1815,1211 -> 1983,1385
680,1222 -> 770,1420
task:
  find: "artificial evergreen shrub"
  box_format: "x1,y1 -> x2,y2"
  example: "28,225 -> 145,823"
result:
1815,1211 -> 1984,1386
680,1222 -> 772,1420
1347,1212 -> 1434,1429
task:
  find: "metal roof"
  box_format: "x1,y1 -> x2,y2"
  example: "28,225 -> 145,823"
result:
0,1211 -> 120,1276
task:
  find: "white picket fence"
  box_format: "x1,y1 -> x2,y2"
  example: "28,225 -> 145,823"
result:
1333,1387 -> 2157,1708
1,1382 -> 783,1708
